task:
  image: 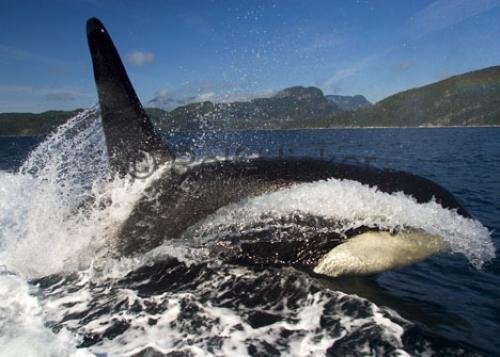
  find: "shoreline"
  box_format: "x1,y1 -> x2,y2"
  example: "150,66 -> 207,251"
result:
165,125 -> 500,134
257,125 -> 500,130
1,125 -> 500,137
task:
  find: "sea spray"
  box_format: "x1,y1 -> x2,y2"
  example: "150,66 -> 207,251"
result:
0,109 -> 164,277
188,178 -> 495,269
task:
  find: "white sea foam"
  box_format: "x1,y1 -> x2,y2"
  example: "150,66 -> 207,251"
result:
0,109 -> 166,278
0,270 -> 93,357
190,178 -> 495,268
39,265 -> 411,357
1,108 -> 492,276
0,107 -> 493,356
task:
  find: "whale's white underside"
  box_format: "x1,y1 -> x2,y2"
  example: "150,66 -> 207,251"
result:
314,230 -> 446,277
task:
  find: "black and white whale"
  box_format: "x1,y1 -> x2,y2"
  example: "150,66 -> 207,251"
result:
86,17 -> 471,277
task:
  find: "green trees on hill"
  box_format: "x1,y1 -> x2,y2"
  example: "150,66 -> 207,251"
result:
2,66 -> 500,136
0,110 -> 83,136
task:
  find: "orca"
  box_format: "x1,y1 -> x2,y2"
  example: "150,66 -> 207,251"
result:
86,18 -> 471,277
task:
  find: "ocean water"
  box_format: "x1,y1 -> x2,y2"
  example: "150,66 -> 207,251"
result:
0,112 -> 499,356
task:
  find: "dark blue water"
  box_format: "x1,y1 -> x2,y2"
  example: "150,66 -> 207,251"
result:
167,128 -> 500,352
1,127 -> 499,355
0,136 -> 40,171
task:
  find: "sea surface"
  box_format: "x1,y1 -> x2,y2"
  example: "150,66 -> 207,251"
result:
0,112 -> 499,356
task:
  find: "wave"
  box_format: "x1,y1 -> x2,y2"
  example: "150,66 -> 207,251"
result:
0,109 -> 165,277
0,108 -> 491,355
0,269 -> 92,357
187,178 -> 495,269
0,108 -> 495,278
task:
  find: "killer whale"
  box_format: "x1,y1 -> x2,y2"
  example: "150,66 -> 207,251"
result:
86,17 -> 471,276
86,18 -> 174,176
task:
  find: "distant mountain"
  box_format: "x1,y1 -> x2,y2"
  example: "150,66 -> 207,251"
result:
2,66 -> 500,136
351,66 -> 500,127
0,108 -> 165,136
154,86 -> 342,131
325,94 -> 372,111
0,110 -> 83,136
157,67 -> 500,129
147,94 -> 199,111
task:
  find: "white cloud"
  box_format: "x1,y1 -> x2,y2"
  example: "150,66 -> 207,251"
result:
194,92 -> 217,102
156,89 -> 170,97
178,14 -> 214,36
0,85 -> 91,101
321,55 -> 379,90
148,85 -> 276,110
191,89 -> 275,104
126,51 -> 155,66
411,0 -> 500,37
45,91 -> 77,102
394,60 -> 414,72
0,44 -> 66,66
297,34 -> 342,54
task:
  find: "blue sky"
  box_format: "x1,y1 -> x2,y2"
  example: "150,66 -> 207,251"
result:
1,0 -> 500,112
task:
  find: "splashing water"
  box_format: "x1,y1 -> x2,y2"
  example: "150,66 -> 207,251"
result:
188,179 -> 495,269
1,108 -> 495,277
0,110 -> 496,356
0,269 -> 93,357
0,108 -> 163,277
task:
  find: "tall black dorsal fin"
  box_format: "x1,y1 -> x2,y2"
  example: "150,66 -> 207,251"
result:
86,17 -> 174,177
